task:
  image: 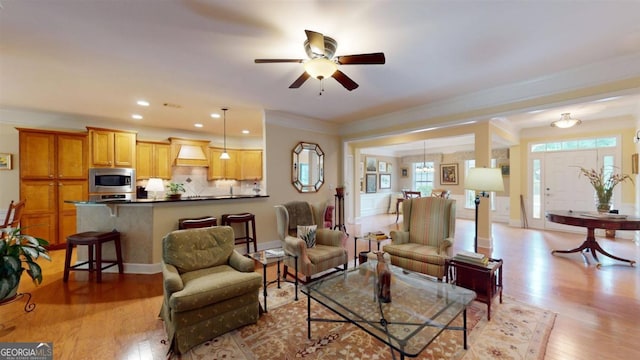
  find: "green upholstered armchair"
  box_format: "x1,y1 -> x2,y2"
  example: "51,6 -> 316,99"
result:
275,201 -> 348,283
383,197 -> 456,279
159,226 -> 262,354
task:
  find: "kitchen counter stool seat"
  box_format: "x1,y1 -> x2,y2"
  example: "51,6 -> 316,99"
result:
221,213 -> 257,253
63,230 -> 123,283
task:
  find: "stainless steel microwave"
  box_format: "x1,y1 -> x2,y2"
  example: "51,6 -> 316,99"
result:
89,168 -> 135,193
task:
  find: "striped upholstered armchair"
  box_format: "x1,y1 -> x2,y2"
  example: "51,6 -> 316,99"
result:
383,197 -> 456,280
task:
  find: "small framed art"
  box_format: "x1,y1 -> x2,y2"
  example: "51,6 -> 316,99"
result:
380,174 -> 391,189
379,161 -> 387,173
401,167 -> 408,178
440,163 -> 458,185
366,157 -> 377,172
366,173 -> 377,193
0,153 -> 12,170
500,164 -> 510,176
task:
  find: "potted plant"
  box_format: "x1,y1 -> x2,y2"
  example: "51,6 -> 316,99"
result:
0,228 -> 50,301
166,182 -> 186,200
579,166 -> 633,213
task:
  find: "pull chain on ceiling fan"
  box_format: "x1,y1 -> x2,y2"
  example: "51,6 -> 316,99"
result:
255,30 -> 385,91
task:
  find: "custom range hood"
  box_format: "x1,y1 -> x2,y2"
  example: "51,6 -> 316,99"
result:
170,137 -> 210,167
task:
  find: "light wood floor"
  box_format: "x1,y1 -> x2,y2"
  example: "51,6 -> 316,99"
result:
1,215 -> 639,359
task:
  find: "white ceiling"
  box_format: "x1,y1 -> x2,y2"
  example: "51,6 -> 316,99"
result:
1,1 -> 639,149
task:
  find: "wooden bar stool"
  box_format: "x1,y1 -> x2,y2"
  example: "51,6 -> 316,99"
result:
221,213 -> 257,253
64,230 -> 124,283
178,216 -> 217,229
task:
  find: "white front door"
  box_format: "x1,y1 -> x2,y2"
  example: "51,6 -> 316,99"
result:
543,150 -> 597,231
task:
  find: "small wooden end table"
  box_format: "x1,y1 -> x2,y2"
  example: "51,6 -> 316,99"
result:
247,248 -> 298,313
353,233 -> 390,267
447,258 -> 503,321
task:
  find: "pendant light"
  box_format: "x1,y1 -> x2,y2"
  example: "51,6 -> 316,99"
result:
419,141 -> 431,172
220,108 -> 230,160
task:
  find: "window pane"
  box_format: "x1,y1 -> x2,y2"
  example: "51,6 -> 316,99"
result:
562,140 -> 578,150
596,137 -> 616,147
532,159 -> 541,219
464,160 -> 475,208
578,139 -> 596,149
413,162 -> 434,195
546,142 -> 562,151
531,143 -> 546,152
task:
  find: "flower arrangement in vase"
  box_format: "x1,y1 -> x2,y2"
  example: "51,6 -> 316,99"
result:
579,166 -> 633,213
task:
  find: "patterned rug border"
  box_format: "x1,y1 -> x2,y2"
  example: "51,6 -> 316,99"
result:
178,283 -> 557,360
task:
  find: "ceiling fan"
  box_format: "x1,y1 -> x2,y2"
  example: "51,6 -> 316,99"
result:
254,30 -> 385,91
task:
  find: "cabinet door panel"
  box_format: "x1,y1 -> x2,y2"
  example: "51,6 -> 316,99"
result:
58,180 -> 87,243
20,180 -> 56,244
240,150 -> 263,180
136,142 -> 153,179
154,144 -> 172,179
21,214 -> 57,246
90,130 -> 115,167
19,131 -> 55,179
208,148 -> 225,180
58,134 -> 87,179
114,132 -> 136,167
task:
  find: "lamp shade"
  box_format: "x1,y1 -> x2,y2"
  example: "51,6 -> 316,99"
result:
145,178 -> 165,192
304,57 -> 338,79
464,168 -> 504,192
551,113 -> 581,128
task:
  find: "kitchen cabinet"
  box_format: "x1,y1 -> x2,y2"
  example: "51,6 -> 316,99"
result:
88,127 -> 137,168
207,148 -> 262,180
17,129 -> 88,248
136,141 -> 172,179
240,150 -> 263,180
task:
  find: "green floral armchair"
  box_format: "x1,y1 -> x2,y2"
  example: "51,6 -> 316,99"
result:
383,197 -> 456,279
159,226 -> 262,354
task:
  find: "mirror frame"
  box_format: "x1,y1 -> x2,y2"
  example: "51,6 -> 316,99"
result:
292,142 -> 324,193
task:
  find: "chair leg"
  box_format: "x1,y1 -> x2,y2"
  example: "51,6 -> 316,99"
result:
251,219 -> 257,252
63,242 -> 73,282
95,241 -> 102,283
114,237 -> 124,273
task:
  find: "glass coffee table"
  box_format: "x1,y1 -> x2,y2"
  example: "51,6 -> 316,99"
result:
302,262 -> 476,359
247,248 -> 298,312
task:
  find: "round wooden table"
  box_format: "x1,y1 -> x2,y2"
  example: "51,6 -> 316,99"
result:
546,210 -> 638,267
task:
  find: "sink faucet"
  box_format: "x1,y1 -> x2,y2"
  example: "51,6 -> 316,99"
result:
230,186 -> 233,196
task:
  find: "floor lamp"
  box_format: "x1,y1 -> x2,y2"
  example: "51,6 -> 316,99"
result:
464,167 -> 504,253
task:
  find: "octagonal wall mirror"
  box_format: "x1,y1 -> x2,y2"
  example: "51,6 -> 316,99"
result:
292,142 -> 324,193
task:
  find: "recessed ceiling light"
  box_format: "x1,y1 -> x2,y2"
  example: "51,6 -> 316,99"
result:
242,130 -> 250,134
210,113 -> 221,118
132,114 -> 143,119
136,100 -> 150,106
194,123 -> 203,128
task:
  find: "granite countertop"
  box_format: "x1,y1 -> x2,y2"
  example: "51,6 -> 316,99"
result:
66,194 -> 269,204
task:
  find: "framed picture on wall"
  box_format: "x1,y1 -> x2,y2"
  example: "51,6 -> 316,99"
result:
440,163 -> 458,185
0,153 -> 12,170
366,157 -> 377,172
500,163 -> 510,176
379,161 -> 387,173
401,167 -> 408,177
380,174 -> 391,189
366,173 -> 377,193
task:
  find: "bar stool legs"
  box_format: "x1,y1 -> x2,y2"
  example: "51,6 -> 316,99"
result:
221,213 -> 257,253
64,231 -> 123,283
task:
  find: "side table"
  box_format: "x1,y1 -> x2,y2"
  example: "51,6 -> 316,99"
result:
447,258 -> 503,321
247,249 -> 298,313
353,233 -> 390,267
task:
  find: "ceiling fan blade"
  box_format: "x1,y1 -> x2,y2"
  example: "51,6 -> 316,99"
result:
332,70 -> 359,91
289,72 -> 310,88
255,59 -> 304,63
336,52 -> 386,65
305,30 -> 325,56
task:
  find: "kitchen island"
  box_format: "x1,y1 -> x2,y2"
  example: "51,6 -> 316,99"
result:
69,195 -> 270,274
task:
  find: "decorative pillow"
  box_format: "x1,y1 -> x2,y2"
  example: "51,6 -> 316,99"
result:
297,225 -> 317,248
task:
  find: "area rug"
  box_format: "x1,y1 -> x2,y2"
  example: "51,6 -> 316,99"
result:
174,283 -> 555,360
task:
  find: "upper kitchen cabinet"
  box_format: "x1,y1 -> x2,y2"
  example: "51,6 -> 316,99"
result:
208,148 -> 262,180
136,141 -> 171,180
87,127 -> 137,168
18,129 -> 88,180
17,128 -> 88,248
240,150 -> 263,180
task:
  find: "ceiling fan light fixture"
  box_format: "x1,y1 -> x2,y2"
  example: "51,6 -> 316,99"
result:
551,113 -> 581,128
304,57 -> 337,79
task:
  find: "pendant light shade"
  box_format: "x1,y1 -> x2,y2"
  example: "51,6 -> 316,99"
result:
220,108 -> 230,160
418,141 -> 432,172
551,113 -> 581,128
